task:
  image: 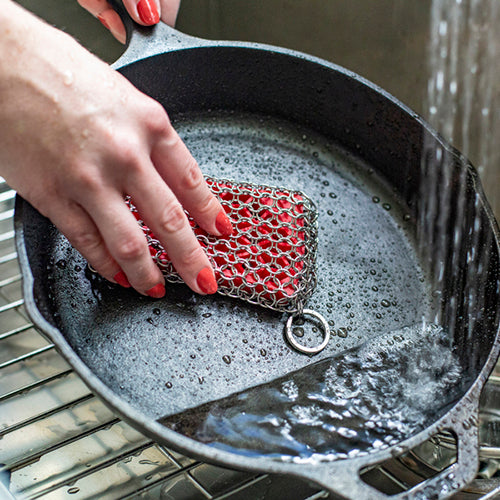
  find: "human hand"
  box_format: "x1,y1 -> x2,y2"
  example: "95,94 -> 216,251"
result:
0,2 -> 231,298
77,0 -> 181,43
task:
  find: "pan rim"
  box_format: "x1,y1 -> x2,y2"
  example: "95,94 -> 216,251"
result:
15,38 -> 500,496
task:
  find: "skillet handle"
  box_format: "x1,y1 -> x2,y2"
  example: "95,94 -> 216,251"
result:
107,0 -> 207,69
300,398 -> 481,500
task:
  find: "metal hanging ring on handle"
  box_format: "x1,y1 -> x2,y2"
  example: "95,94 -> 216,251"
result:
285,309 -> 330,354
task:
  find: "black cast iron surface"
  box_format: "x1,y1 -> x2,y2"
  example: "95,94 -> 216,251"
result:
15,18 -> 500,499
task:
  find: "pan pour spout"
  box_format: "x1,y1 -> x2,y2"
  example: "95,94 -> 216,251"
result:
160,322 -> 467,462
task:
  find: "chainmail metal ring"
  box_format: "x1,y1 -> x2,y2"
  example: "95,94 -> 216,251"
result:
285,309 -> 331,354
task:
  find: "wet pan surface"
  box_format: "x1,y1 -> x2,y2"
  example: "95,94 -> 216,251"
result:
26,111 -> 431,419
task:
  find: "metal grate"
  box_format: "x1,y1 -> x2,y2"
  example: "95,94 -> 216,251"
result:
1,177 -> 499,500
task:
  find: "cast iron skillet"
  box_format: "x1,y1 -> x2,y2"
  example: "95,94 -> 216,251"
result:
14,6 -> 500,499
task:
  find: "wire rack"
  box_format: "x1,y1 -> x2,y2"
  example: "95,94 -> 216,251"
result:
1,177 -> 499,500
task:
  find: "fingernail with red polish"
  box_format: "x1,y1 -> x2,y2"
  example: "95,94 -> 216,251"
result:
215,210 -> 233,237
98,14 -> 110,30
197,267 -> 218,294
147,283 -> 166,298
137,0 -> 160,25
114,270 -> 131,288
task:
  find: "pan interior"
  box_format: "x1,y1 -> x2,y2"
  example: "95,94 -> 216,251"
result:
32,110 -> 468,461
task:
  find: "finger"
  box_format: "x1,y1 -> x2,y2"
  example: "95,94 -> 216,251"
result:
127,165 -> 218,295
160,0 -> 181,26
151,130 -> 234,238
76,0 -> 110,15
98,9 -> 127,44
46,200 -> 130,287
122,0 -> 160,26
76,0 -> 126,44
85,191 -> 167,298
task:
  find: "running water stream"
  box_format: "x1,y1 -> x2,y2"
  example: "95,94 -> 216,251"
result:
419,0 -> 500,346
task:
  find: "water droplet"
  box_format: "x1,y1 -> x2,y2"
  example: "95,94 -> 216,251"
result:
165,382 -> 172,389
68,487 -> 80,494
382,203 -> 391,211
222,355 -> 231,365
338,327 -> 348,338
293,327 -> 304,337
63,70 -> 74,86
381,299 -> 391,308
372,196 -> 380,203
139,459 -> 159,465
202,312 -> 212,318
260,348 -> 267,356
153,308 -> 161,315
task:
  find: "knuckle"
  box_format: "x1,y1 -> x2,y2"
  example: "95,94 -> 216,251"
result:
146,101 -> 171,134
112,139 -> 144,172
72,167 -> 102,194
161,125 -> 182,149
176,245 -> 205,269
180,157 -> 203,190
158,201 -> 187,234
196,192 -> 219,218
114,235 -> 145,262
70,227 -> 102,251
